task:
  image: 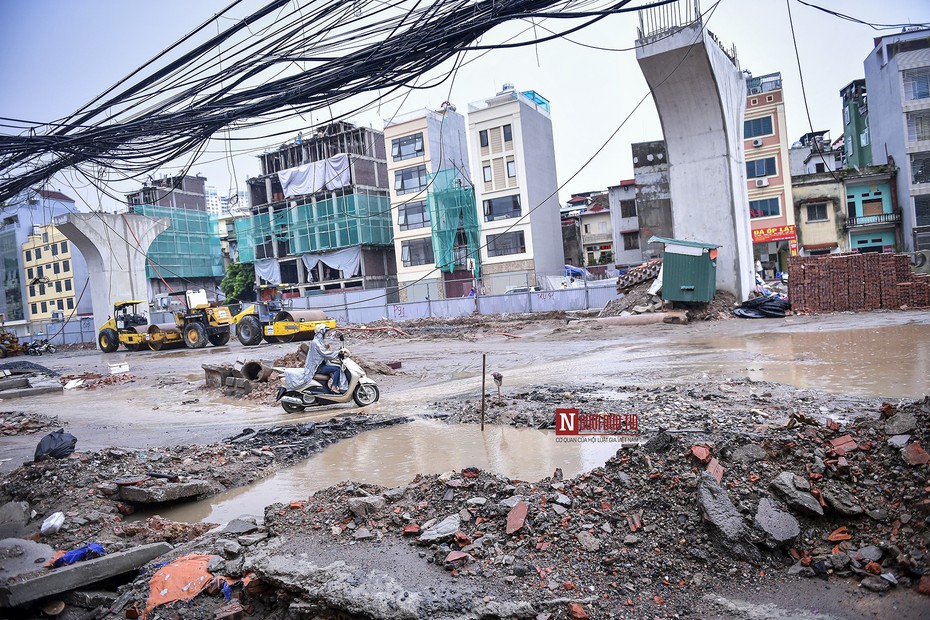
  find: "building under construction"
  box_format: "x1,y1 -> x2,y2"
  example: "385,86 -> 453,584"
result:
238,121 -> 396,295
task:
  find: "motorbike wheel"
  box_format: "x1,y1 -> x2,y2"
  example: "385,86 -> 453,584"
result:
353,383 -> 380,407
281,391 -> 305,414
46,346 -> 56,354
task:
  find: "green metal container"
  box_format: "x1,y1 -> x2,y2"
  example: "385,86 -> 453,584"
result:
648,236 -> 720,303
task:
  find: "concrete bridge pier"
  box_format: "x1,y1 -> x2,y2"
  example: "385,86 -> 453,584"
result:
54,213 -> 170,337
636,4 -> 755,300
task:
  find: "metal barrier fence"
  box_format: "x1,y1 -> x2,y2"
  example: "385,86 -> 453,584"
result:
23,317 -> 98,347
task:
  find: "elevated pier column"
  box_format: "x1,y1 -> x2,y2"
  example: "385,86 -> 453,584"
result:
54,213 -> 170,336
636,1 -> 754,299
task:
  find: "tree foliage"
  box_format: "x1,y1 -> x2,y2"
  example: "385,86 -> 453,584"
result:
220,262 -> 256,302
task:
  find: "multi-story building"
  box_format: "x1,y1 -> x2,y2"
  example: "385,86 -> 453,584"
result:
840,79 -> 872,169
864,28 -> 930,250
384,105 -> 474,301
628,140 -> 672,262
561,192 -> 613,267
607,181 -> 640,267
0,189 -> 91,334
126,174 -> 207,212
238,121 -> 395,295
206,186 -> 250,218
22,224 -> 92,321
789,131 -> 843,176
744,72 -> 797,276
467,85 -> 564,293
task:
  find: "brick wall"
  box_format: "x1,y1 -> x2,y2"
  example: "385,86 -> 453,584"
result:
789,253 -> 929,313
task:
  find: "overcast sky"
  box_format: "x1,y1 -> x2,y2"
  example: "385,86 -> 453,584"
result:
0,0 -> 925,212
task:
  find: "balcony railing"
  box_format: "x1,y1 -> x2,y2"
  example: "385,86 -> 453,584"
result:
846,212 -> 902,228
582,232 -> 613,244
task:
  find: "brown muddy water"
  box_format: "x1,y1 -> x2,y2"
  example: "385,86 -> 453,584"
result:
677,324 -> 930,398
145,420 -> 623,524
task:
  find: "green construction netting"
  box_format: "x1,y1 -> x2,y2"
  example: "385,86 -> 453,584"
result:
235,193 -> 392,262
134,205 -> 224,279
426,169 -> 481,277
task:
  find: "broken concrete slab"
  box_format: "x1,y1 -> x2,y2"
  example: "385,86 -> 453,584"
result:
731,443 -> 766,463
63,589 -> 117,609
769,472 -> 823,517
0,386 -> 63,400
754,498 -> 799,545
348,496 -> 385,518
0,542 -> 171,608
418,514 -> 460,543
696,472 -> 761,562
0,502 -> 30,539
822,485 -> 864,517
884,410 -> 917,436
119,479 -> 212,504
221,518 -> 259,535
0,538 -> 54,583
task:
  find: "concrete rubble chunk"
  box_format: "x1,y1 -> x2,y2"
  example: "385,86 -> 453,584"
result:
418,514 -> 460,543
238,532 -> 268,546
119,479 -> 212,504
888,434 -> 911,449
465,497 -> 487,506
576,530 -> 600,552
769,472 -> 824,517
222,518 -> 259,534
860,575 -> 891,592
0,539 -> 55,584
884,410 -> 917,435
216,539 -> 242,559
754,498 -> 799,544
554,493 -> 572,507
0,501 -> 30,538
0,542 -> 171,608
499,496 -> 524,510
63,589 -> 117,609
822,485 -> 864,516
348,496 -> 385,518
697,472 -> 761,562
732,443 -> 766,463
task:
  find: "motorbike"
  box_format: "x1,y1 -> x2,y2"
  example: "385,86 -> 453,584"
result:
273,337 -> 380,413
25,338 -> 56,356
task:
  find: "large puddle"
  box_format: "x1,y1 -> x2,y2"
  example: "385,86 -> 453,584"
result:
148,420 -> 623,524
681,324 -> 930,398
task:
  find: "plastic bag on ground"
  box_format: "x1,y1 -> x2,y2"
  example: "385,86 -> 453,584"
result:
51,543 -> 106,567
34,429 -> 77,462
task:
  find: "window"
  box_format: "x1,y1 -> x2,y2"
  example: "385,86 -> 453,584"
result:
37,266 -> 43,277
65,279 -> 72,291
51,244 -> 58,256
38,284 -> 44,295
57,299 -> 63,310
815,163 -> 826,173
479,130 -> 489,148
912,152 -> 930,184
623,232 -> 639,250
744,116 -> 773,139
746,157 -> 777,178
394,165 -> 428,195
487,231 -> 526,257
400,238 -> 434,267
391,133 -> 424,161
583,224 -> 590,233
598,221 -> 608,233
35,248 -> 41,260
26,268 -> 33,280
749,198 -> 780,218
506,160 -> 516,178
30,303 -> 37,315
397,200 -> 430,231
860,128 -> 870,147
66,298 -> 74,310
25,250 -> 31,262
29,285 -> 35,297
916,196 -> 930,226
806,203 -> 828,221
53,262 -> 60,275
55,281 -> 62,293
60,241 -> 68,254
844,106 -> 850,125
503,124 -> 513,142
483,195 -> 521,222
908,110 -> 930,142
620,200 -> 637,219
483,165 -> 492,183
42,232 -> 48,243
62,260 -> 69,272
904,67 -> 930,101
40,301 -> 47,313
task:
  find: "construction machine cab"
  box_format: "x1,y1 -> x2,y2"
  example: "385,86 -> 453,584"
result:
114,300 -> 147,330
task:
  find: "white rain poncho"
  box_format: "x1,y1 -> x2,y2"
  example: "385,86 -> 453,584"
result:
283,327 -> 348,391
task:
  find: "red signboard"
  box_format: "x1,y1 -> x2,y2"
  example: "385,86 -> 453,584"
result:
752,224 -> 796,244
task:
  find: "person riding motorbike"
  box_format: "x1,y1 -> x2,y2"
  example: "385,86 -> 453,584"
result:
280,326 -> 348,396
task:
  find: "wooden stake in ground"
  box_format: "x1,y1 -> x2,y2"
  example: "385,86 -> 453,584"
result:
481,353 -> 486,432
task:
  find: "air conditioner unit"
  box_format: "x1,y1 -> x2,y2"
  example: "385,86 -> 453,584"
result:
51,310 -> 64,321
752,138 -> 764,148
914,250 -> 930,275
755,178 -> 769,188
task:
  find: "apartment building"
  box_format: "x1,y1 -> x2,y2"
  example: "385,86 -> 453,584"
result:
239,121 -> 395,295
627,140 -> 672,262
22,224 -> 92,321
467,85 -> 563,293
864,28 -> 930,250
744,72 -> 797,276
384,105 -> 474,301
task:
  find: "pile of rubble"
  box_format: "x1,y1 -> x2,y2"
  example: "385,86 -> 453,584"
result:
0,362 -> 62,400
60,372 -> 137,390
598,280 -> 662,318
0,413 -> 58,436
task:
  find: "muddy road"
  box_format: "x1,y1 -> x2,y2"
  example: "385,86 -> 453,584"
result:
2,310 -> 928,474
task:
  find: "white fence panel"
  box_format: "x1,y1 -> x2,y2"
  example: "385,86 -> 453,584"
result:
386,301 -> 431,321
429,298 -> 474,318
528,289 -> 586,312
347,306 -> 388,324
587,286 -> 618,309
479,294 -> 530,314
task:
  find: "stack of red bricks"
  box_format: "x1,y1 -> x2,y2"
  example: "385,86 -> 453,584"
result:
789,252 -> 930,313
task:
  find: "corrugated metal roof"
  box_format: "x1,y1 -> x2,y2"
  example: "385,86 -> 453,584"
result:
647,235 -> 720,249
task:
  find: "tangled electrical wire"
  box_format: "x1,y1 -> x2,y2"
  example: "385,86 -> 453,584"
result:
0,0 -> 680,203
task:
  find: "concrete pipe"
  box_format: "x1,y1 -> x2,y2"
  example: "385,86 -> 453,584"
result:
239,360 -> 273,382
147,323 -> 184,351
